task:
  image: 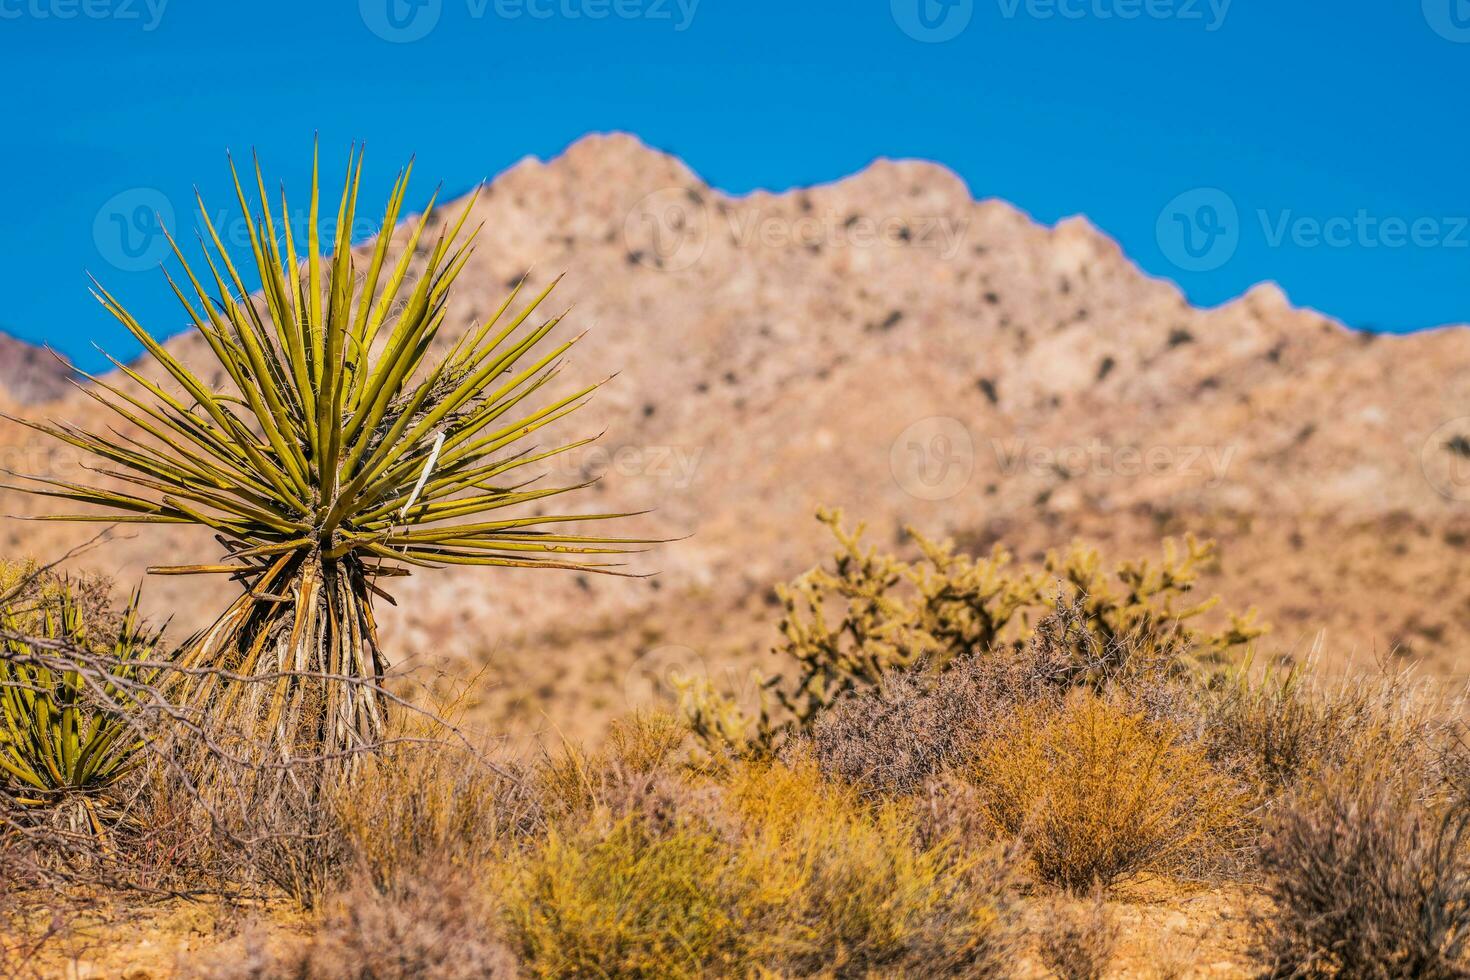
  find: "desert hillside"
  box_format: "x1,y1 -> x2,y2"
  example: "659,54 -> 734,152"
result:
4,133 -> 1469,742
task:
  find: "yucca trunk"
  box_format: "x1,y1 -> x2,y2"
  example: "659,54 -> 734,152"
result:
182,553 -> 388,763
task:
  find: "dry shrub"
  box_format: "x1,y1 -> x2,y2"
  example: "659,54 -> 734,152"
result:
971,692 -> 1245,890
292,870 -> 516,980
1203,662 -> 1465,802
1255,771 -> 1470,979
184,870 -> 516,980
805,635 -> 1068,796
502,757 -> 1022,979
1035,891 -> 1119,980
0,560 -> 117,638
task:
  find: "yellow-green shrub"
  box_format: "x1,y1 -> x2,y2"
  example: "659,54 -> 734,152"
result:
505,816 -> 748,979
728,760 -> 1021,977
502,758 -> 1021,978
969,693 -> 1245,890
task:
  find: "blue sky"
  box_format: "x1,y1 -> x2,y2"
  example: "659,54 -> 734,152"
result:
0,0 -> 1466,371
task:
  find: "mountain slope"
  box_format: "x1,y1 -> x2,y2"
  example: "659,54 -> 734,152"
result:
0,331 -> 75,405
4,133 -> 1469,742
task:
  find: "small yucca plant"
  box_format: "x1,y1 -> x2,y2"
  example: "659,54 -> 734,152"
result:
0,583 -> 160,826
6,147 -> 648,761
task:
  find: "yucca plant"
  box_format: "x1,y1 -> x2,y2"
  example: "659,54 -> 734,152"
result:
0,583 -> 161,831
5,147 -> 648,761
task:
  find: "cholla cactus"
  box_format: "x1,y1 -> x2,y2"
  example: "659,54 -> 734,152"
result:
687,509 -> 1264,750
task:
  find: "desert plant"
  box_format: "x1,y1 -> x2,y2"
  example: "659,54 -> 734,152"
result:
682,509 -> 1263,750
1201,658 -> 1465,805
0,579 -> 161,827
504,756 -> 1022,979
728,759 -> 1023,978
970,692 -> 1245,890
183,870 -> 518,980
1035,890 -> 1120,980
1256,774 -> 1470,979
4,148 -> 648,761
803,631 -> 1070,797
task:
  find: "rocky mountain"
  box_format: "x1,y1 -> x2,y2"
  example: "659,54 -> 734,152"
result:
5,133 -> 1470,744
0,331 -> 76,405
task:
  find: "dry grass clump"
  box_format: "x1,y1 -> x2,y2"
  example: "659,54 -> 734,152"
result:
537,711 -> 692,819
1202,662 -> 1466,803
184,870 -> 516,980
1035,891 -> 1120,980
970,692 -> 1247,890
291,870 -> 517,980
1255,769 -> 1470,979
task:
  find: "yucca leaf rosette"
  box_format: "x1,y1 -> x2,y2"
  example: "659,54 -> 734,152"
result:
5,148 -> 650,759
